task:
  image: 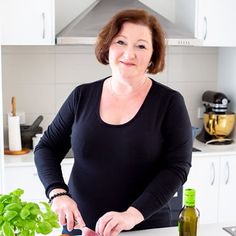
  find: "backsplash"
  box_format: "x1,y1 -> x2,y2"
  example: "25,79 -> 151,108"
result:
2,46 -> 218,146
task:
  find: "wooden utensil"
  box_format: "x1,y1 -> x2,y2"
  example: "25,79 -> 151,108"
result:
11,96 -> 16,116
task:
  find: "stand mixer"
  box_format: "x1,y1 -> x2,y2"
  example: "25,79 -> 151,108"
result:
196,91 -> 235,145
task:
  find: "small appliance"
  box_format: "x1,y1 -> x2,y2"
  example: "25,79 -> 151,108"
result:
196,91 -> 235,145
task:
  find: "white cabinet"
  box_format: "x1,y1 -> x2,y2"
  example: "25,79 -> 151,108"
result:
176,0 -> 236,47
5,165 -> 47,201
184,155 -> 220,224
1,0 -> 55,45
184,153 -> 236,224
218,155 -> 236,223
0,36 -> 4,193
4,159 -> 73,202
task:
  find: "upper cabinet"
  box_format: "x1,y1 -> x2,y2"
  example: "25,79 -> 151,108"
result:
176,0 -> 236,47
1,0 -> 55,45
1,0 -> 236,46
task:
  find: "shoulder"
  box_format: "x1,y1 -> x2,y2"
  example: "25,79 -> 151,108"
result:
150,78 -> 184,104
68,77 -> 110,100
73,78 -> 107,94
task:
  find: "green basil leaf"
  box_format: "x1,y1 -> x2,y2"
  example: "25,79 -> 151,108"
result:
36,221 -> 52,235
20,208 -> 30,219
4,203 -> 21,212
2,222 -> 14,236
3,210 -> 18,221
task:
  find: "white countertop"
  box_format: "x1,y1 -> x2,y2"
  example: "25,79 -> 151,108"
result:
193,139 -> 236,155
4,151 -> 74,167
4,139 -> 236,167
46,224 -> 235,236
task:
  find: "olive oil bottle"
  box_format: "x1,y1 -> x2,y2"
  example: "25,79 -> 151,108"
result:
178,189 -> 200,236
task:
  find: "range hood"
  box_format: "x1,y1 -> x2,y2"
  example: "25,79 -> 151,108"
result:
56,0 -> 202,46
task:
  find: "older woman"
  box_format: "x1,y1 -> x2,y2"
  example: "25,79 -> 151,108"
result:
34,9 -> 192,236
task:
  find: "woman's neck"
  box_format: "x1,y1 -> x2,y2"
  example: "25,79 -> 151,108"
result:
108,75 -> 148,97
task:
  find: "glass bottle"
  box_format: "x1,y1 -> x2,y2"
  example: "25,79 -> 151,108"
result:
178,188 -> 200,236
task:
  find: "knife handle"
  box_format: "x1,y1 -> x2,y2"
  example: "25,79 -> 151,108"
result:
62,225 -> 82,235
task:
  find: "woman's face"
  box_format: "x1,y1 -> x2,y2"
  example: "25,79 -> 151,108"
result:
108,22 -> 153,80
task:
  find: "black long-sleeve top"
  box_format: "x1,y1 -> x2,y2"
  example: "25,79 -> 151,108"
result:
34,78 -> 192,230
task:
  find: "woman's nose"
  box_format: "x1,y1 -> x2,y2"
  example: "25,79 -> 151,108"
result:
123,46 -> 135,59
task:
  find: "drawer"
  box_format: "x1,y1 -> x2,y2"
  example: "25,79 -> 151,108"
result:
5,165 -> 46,201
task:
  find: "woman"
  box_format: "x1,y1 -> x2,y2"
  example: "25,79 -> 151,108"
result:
34,9 -> 192,236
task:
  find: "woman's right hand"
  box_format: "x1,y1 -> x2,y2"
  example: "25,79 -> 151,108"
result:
49,189 -> 85,231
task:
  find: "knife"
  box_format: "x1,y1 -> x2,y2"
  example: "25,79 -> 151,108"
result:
62,225 -> 98,236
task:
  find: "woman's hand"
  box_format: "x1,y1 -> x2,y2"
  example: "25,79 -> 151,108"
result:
49,189 -> 85,231
95,207 -> 144,236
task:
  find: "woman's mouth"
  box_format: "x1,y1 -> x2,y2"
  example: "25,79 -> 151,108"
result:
120,61 -> 135,66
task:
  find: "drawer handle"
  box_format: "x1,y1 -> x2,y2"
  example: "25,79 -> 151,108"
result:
42,12 -> 45,39
210,162 -> 215,185
225,161 -> 230,185
203,16 -> 208,40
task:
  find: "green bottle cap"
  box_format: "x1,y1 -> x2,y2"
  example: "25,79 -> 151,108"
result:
184,188 -> 196,207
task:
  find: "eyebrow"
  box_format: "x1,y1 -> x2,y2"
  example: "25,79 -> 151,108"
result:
115,34 -> 151,44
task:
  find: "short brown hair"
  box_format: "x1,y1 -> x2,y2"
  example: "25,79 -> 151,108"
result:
95,9 -> 166,74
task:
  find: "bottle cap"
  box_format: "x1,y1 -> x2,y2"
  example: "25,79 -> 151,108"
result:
184,188 -> 196,207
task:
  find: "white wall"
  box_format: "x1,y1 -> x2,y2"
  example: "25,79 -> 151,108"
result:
1,45 -> 218,148
218,48 -> 236,138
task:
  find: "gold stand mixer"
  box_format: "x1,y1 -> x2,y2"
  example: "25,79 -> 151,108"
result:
197,91 -> 236,145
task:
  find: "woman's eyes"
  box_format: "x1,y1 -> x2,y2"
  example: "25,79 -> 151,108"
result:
137,44 -> 146,49
115,40 -> 146,49
116,40 -> 126,45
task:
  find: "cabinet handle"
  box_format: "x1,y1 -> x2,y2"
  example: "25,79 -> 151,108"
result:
203,16 -> 208,40
42,12 -> 46,39
225,161 -> 230,185
210,162 -> 215,185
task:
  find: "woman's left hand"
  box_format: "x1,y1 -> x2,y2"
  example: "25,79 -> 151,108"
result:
95,207 -> 144,236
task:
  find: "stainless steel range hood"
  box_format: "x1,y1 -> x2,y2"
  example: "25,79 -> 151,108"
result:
56,0 -> 202,46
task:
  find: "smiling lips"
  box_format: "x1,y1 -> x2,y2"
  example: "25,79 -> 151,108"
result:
120,60 -> 135,66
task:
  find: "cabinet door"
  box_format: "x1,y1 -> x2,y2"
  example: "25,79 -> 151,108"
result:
184,156 -> 220,224
176,0 -> 236,46
61,162 -> 73,184
5,165 -> 47,202
1,0 -> 55,45
218,155 -> 236,223
0,43 -> 4,193
197,0 -> 236,46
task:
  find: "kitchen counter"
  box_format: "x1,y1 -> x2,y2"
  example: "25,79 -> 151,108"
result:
46,224 -> 236,236
193,139 -> 236,155
4,151 -> 74,167
4,139 -> 236,166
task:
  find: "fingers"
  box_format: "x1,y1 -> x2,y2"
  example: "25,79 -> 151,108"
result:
65,211 -> 74,231
95,213 -> 112,235
51,195 -> 85,231
74,212 -> 86,228
58,211 -> 66,226
95,212 -> 122,236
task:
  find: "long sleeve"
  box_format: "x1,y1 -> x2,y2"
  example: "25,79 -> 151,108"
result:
34,87 -> 78,197
131,92 -> 192,219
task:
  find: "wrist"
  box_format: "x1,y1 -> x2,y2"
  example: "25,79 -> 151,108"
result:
48,191 -> 71,204
126,207 -> 144,225
49,188 -> 67,198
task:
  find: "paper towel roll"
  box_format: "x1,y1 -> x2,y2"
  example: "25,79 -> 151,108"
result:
8,115 -> 22,151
